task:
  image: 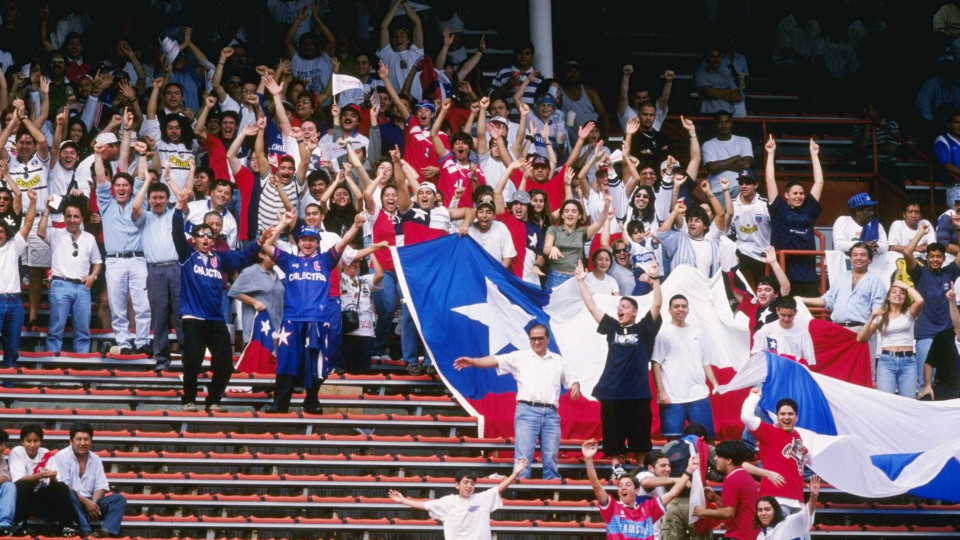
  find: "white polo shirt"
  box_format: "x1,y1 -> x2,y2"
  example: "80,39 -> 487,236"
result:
0,234 -> 27,294
495,349 -> 578,407
45,228 -> 101,280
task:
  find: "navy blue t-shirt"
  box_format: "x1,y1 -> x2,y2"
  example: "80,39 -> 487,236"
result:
769,195 -> 822,282
910,261 -> 960,338
592,312 -> 662,400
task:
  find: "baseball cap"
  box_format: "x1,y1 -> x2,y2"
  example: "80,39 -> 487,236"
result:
596,165 -> 609,176
340,104 -> 362,117
296,225 -> 321,239
476,200 -> 496,212
489,116 -> 509,126
529,154 -> 549,168
278,154 -> 296,165
508,190 -> 531,205
535,95 -> 556,107
95,132 -> 119,145
417,181 -> 438,194
59,140 -> 79,153
413,100 -> 435,114
564,60 -> 580,69
737,170 -> 759,184
847,193 -> 877,209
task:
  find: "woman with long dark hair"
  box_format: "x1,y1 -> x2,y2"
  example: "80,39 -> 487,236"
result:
754,476 -> 820,540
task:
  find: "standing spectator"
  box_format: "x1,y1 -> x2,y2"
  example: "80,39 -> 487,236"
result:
387,458 -> 527,540
131,158 -> 182,372
560,60 -> 607,134
94,145 -> 152,355
582,439 -> 697,540
918,290 -> 960,401
800,242 -> 886,369
186,178 -> 238,249
658,188 -> 727,278
8,425 -> 76,536
261,212 -> 365,414
751,296 -> 816,365
576,259 -> 661,478
754,477 -> 821,540
935,110 -> 960,184
702,112 -> 753,196
935,191 -> 960,254
285,6 -> 335,94
542,198 -> 609,289
652,294 -> 720,441
903,225 -> 960,389
750,249 -> 792,333
624,105 -> 670,163
765,136 -> 824,297
889,202 -> 936,259
693,441 -> 761,540
378,0 -> 425,100
142,78 -> 201,190
851,99 -> 902,188
832,193 -> 888,256
229,252 -> 285,345
730,172 -> 770,287
858,281 -> 924,396
694,47 -> 745,118
453,324 -> 581,480
38,198 -> 100,354
0,189 -> 35,369
0,102 -> 51,331
432,99 -> 483,208
53,423 -> 127,538
488,42 -> 540,119
468,200 -> 515,267
340,253 -> 384,374
618,65 -> 673,133
172,190 -> 262,412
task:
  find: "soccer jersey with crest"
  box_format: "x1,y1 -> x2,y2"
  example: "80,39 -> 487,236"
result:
732,195 -> 770,260
273,247 -> 340,321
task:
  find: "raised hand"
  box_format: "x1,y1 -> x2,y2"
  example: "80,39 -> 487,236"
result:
518,102 -> 531,116
577,121 -> 596,140
220,47 -> 235,61
664,69 -> 675,82
720,177 -> 729,191
762,245 -> 778,265
442,28 -> 454,48
581,439 -> 599,459
574,259 -> 587,281
764,134 -> 776,154
378,60 -> 389,80
625,117 -> 640,135
118,79 -> 136,101
809,138 -> 819,155
622,64 -> 634,76
680,115 -> 695,135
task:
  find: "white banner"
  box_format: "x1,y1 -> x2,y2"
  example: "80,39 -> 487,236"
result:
332,74 -> 364,96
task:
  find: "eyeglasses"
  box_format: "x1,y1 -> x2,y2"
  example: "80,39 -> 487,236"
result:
72,241 -> 78,257
634,194 -> 650,200
49,59 -> 66,65
529,336 -> 547,342
613,248 -> 629,254
0,196 -> 10,202
194,232 -> 215,240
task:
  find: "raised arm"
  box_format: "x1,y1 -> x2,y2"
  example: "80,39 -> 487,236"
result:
682,115 -> 701,179
476,96 -> 490,155
574,260 -> 605,322
377,61 -> 409,120
456,35 -> 486,81
809,139 -> 824,201
21,116 -> 49,162
617,65 -> 633,118
764,135 -> 779,201
379,0 -> 403,48
581,440 -> 610,506
661,455 -> 700,506
146,77 -> 164,120
285,7 -> 309,58
430,99 -> 453,157
762,246 -> 791,296
212,47 -> 233,102
567,122 -> 595,170
586,199 -> 612,238
658,70 -> 674,112
18,189 -> 37,240
253,116 -> 270,177
335,213 -> 367,254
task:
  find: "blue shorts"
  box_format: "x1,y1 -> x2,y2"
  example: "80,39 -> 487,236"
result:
659,397 -> 716,438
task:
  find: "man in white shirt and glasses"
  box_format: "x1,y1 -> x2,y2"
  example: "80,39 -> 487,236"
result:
454,324 -> 581,479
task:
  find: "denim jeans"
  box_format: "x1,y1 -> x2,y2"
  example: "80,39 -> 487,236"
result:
372,270 -> 398,356
545,270 -> 573,290
0,294 -> 23,367
401,301 -> 428,366
659,397 -> 716,438
47,280 -> 92,353
0,481 -> 14,528
915,337 -> 934,389
514,402 -> 561,480
68,490 -> 127,535
876,353 -> 918,396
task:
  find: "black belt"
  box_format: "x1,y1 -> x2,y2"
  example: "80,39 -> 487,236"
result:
881,350 -> 914,357
148,261 -> 178,267
106,251 -> 144,259
836,321 -> 865,328
518,400 -> 556,410
52,276 -> 84,285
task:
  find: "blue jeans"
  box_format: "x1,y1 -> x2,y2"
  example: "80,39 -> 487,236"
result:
372,270 -> 399,356
877,353 -> 918,396
0,481 -> 14,528
514,402 -> 561,480
0,294 -> 23,367
915,337 -> 934,389
47,280 -> 92,353
68,490 -> 127,535
401,302 -> 428,366
545,270 -> 573,290
659,397 -> 716,438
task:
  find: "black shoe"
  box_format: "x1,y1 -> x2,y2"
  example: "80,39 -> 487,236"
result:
26,318 -> 41,330
406,363 -> 425,375
91,529 -> 115,538
262,404 -> 288,414
426,365 -> 437,375
136,343 -> 153,356
331,367 -> 345,376
302,405 -> 324,415
60,526 -> 78,537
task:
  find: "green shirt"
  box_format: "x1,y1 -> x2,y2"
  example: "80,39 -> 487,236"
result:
546,225 -> 587,272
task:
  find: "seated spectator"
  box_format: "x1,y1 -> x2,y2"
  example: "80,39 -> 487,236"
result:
934,1 -> 960,58
832,193 -> 888,257
918,290 -> 960,401
889,201 -> 936,258
8,424 -> 75,536
378,0 -> 425,100
751,296 -> 816,365
858,281 -> 924,396
934,109 -> 960,184
617,65 -> 673,133
53,422 -> 127,538
851,99 -> 902,187
0,189 -> 35,368
694,48 -> 745,118
935,189 -> 960,254
387,459 -> 526,538
773,7 -> 821,68
38,199 -> 100,354
702,112 -> 753,197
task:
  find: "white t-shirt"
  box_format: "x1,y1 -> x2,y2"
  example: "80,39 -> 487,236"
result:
888,219 -> 936,255
8,445 -> 52,485
45,228 -> 101,281
186,199 -> 238,249
619,101 -> 668,133
584,271 -> 620,296
47,163 -> 89,225
651,323 -> 711,403
751,323 -> 816,365
291,51 -> 333,93
731,194 -> 770,260
756,506 -> 815,540
874,311 -> 915,349
701,135 -> 753,193
7,152 -> 50,210
340,272 -> 381,338
376,44 -> 425,100
0,234 -> 26,294
477,152 -> 514,202
468,221 -> 516,262
424,487 -> 502,540
831,215 -> 889,255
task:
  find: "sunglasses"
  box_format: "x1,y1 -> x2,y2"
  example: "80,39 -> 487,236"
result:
613,248 -> 629,254
72,241 -> 78,257
529,336 -> 547,342
634,194 -> 650,200
194,232 -> 215,240
0,196 -> 10,202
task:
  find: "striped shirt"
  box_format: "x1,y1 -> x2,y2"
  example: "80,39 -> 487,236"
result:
488,65 -> 541,120
257,173 -> 303,236
852,119 -> 901,164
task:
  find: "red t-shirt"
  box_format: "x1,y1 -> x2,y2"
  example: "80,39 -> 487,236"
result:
496,213 -> 527,278
721,467 -> 761,540
598,496 -> 665,540
233,167 -> 255,241
753,422 -> 807,502
404,121 -> 449,177
371,208 -> 399,271
514,163 -> 567,211
200,135 -> 231,182
437,153 -> 484,209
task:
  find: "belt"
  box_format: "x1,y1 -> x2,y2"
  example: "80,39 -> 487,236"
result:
836,321 -> 865,328
518,400 -> 556,410
106,251 -> 144,259
881,350 -> 914,357
148,261 -> 178,267
52,276 -> 84,285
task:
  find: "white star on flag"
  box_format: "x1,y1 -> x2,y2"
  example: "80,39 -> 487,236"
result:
452,277 -> 535,354
275,327 -> 291,347
260,318 -> 272,336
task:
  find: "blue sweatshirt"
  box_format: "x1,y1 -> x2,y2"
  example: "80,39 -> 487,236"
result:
173,209 -> 260,320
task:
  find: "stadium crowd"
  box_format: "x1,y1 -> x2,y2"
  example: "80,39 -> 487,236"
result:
0,0 -> 958,539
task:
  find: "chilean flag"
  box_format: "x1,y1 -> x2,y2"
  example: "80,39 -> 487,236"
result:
235,310 -> 278,375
